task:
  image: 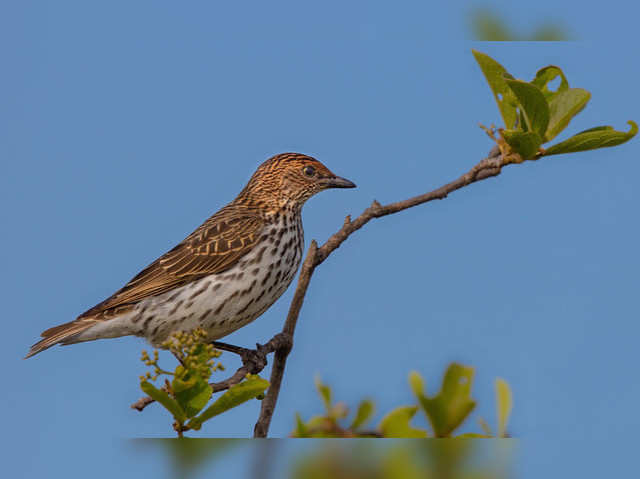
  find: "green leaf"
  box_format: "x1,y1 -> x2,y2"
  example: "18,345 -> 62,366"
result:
408,370 -> 425,397
293,415 -> 338,437
505,78 -> 550,136
160,439 -> 233,478
314,376 -> 332,412
305,415 -> 332,432
172,375 -> 213,418
293,412 -> 309,438
187,375 -> 269,430
472,50 -> 518,129
416,363 -> 477,437
545,88 -> 591,141
496,378 -> 513,438
140,380 -> 187,423
379,406 -> 427,438
381,447 -> 424,479
502,130 -> 543,161
532,65 -> 588,142
531,66 -> 569,100
349,399 -> 375,430
543,120 -> 638,156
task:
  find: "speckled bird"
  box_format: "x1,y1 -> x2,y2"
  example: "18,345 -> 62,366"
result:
26,153 -> 355,358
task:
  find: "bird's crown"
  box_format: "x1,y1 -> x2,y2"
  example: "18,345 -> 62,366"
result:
236,152 -> 355,212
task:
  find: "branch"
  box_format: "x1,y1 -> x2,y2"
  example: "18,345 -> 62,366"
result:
253,144 -> 513,437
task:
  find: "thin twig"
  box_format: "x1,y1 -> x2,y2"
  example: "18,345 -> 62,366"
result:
253,145 -> 512,437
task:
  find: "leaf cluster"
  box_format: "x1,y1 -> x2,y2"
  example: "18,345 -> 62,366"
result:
292,363 -> 512,438
139,328 -> 269,437
473,50 -> 636,162
292,440 -> 513,479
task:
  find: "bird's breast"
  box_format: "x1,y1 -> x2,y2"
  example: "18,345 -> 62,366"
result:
137,214 -> 305,346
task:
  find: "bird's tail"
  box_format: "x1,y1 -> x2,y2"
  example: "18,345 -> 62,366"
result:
25,320 -> 97,359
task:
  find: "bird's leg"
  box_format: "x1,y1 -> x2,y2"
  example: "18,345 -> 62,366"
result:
210,340 -> 253,356
210,333 -> 293,375
210,340 -> 267,374
243,332 -> 293,373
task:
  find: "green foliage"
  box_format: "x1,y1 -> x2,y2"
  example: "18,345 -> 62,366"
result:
544,122 -> 638,156
139,328 -> 269,437
471,50 -> 518,129
292,363 -> 513,438
496,378 -> 512,438
141,380 -> 187,424
470,7 -> 570,41
379,406 -> 427,438
349,398 -> 375,431
315,375 -> 332,411
291,430 -> 515,479
473,50 -> 636,161
291,377 -> 362,437
412,364 -> 476,437
504,78 -> 549,136
187,375 -> 269,431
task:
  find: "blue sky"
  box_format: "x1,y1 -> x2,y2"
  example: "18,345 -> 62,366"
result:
2,1 -> 639,478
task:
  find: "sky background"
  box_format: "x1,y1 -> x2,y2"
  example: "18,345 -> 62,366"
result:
2,1 -> 639,478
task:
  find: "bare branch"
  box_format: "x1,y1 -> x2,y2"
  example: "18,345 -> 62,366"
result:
253,241 -> 317,437
253,146 -> 511,437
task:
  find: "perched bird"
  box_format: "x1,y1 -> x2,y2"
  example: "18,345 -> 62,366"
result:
26,153 -> 355,358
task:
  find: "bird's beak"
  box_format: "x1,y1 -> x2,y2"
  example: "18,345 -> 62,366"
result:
321,175 -> 357,189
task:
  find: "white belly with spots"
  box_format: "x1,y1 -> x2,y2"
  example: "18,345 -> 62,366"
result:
128,217 -> 304,346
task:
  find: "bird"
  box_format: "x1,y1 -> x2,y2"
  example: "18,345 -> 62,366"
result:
25,153 -> 355,358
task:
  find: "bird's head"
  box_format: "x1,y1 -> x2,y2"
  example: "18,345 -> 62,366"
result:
240,153 -> 356,212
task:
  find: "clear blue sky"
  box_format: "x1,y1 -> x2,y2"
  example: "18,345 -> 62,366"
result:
2,1 -> 639,478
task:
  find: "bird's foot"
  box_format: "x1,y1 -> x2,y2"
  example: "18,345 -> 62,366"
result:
210,340 -> 249,356
210,332 -> 293,374
239,348 -> 268,374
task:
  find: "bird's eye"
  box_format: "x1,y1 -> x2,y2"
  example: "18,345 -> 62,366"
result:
302,165 -> 316,177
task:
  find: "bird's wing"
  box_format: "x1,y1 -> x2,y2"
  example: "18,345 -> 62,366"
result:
78,206 -> 265,319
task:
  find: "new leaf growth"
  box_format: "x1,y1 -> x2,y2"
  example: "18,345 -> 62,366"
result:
139,328 -> 269,437
293,363 -> 513,438
472,50 -> 637,161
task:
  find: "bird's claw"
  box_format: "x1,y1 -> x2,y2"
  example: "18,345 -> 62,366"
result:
240,348 -> 268,374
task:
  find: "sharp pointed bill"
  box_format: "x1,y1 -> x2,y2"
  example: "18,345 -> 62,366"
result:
321,176 -> 356,189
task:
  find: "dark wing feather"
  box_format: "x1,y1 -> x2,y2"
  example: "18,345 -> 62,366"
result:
79,206 -> 265,319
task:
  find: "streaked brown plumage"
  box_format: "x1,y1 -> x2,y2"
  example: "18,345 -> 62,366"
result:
26,153 -> 355,358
